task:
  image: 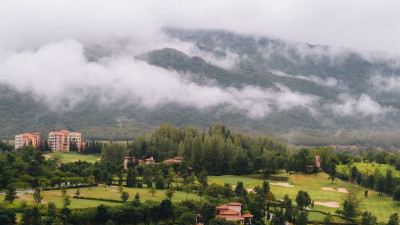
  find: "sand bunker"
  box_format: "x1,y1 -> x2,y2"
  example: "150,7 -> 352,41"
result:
314,201 -> 340,208
270,182 -> 294,187
322,187 -> 335,191
247,188 -> 254,193
322,187 -> 348,193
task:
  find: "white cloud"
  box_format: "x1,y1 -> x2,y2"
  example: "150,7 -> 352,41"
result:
370,75 -> 400,93
328,94 -> 393,117
0,39 -> 317,118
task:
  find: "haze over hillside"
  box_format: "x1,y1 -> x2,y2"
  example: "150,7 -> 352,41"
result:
1,1 -> 400,147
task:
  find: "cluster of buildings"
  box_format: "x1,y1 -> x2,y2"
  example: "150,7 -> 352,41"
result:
15,130 -> 82,152
123,156 -> 183,170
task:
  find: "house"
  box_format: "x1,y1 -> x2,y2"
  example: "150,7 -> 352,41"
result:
15,133 -> 40,149
48,130 -> 82,152
145,157 -> 156,164
163,156 -> 183,164
215,202 -> 253,224
307,155 -> 321,172
124,156 -> 155,170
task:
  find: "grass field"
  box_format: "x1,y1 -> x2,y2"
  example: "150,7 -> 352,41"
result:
44,152 -> 101,164
209,173 -> 399,222
0,186 -> 200,209
337,162 -> 400,177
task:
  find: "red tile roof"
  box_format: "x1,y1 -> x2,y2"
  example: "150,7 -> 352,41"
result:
219,209 -> 239,215
216,205 -> 229,210
228,202 -> 242,206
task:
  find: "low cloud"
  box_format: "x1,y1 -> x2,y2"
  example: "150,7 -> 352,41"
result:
328,94 -> 393,117
369,75 -> 400,93
0,39 -> 317,118
272,70 -> 338,87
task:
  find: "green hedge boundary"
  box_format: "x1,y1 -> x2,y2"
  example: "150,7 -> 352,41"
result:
72,196 -> 123,203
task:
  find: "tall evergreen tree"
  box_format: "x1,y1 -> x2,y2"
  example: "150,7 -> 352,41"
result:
4,185 -> 18,203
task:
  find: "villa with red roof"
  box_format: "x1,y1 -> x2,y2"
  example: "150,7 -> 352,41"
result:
163,156 -> 183,164
124,156 -> 155,170
215,202 -> 253,224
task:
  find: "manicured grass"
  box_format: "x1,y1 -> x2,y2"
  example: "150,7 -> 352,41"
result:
209,173 -> 400,222
337,162 -> 400,177
307,211 -> 347,222
44,152 -> 100,164
0,194 -> 121,209
208,175 -> 266,188
0,186 -> 200,209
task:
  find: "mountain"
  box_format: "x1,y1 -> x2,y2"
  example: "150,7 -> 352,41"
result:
2,28 -> 400,148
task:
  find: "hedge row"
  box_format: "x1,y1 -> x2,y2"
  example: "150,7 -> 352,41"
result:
72,196 -> 123,203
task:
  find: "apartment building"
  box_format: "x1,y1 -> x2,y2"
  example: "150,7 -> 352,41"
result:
14,133 -> 40,149
48,130 -> 82,152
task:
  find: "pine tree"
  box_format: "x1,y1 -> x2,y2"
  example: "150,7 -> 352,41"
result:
45,202 -> 57,225
33,187 -> 43,204
121,191 -> 129,203
4,185 -> 18,203
361,211 -> 377,225
21,206 -> 41,225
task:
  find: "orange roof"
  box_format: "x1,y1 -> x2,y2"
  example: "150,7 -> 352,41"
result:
163,159 -> 176,163
216,205 -> 229,210
18,133 -> 35,136
49,130 -> 79,135
228,202 -> 242,206
219,209 -> 239,215
242,214 -> 254,218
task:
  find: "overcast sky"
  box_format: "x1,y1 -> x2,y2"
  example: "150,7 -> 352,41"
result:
0,0 -> 400,54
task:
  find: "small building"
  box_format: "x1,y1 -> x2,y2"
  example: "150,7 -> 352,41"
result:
145,157 -> 156,164
163,156 -> 183,164
15,133 -> 40,149
124,156 -> 155,170
307,155 -> 321,172
215,202 -> 253,224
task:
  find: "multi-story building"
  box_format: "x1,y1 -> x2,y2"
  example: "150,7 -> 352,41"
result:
14,133 -> 40,149
48,130 -> 82,152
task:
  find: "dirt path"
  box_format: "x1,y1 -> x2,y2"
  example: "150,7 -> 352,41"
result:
270,182 -> 294,187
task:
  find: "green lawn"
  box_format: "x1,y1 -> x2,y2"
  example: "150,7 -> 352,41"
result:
209,175 -> 266,188
44,152 -> 101,164
337,162 -> 400,177
209,173 -> 400,222
0,186 -> 200,209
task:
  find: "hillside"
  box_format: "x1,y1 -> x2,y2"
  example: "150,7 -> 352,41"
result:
2,28 -> 400,147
